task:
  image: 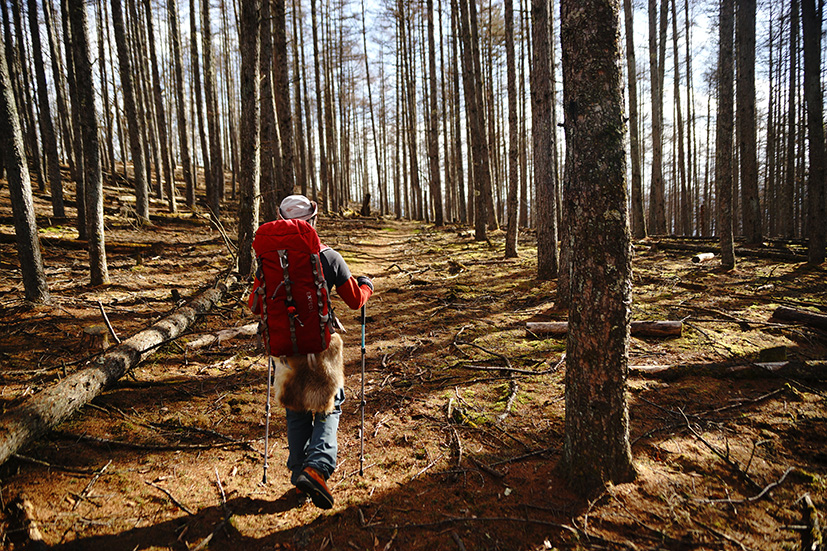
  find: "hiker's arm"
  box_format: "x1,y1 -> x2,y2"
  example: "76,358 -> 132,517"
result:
336,276 -> 373,310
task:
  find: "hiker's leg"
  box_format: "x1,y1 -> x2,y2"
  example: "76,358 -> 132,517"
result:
286,409 -> 313,485
304,388 -> 345,479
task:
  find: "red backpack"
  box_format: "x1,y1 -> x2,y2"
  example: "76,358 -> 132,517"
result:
248,219 -> 334,357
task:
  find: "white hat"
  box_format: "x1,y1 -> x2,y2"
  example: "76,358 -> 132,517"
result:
279,195 -> 318,221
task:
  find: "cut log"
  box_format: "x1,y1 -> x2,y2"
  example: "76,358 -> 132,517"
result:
0,278 -> 234,468
526,320 -> 682,338
772,306 -> 827,330
691,252 -> 715,263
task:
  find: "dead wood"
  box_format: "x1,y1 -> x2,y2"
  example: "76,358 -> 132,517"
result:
692,252 -> 716,263
800,494 -> 824,551
0,277 -> 235,468
526,320 -> 682,338
9,494 -> 47,551
185,322 -> 258,349
145,480 -> 195,515
773,306 -> 827,331
630,360 -> 827,381
646,240 -> 807,262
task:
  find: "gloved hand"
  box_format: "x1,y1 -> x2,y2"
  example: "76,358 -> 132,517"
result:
356,275 -> 374,292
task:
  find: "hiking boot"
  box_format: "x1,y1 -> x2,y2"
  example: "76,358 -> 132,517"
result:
295,466 -> 334,510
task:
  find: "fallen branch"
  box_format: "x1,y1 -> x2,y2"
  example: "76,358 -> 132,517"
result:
185,322 -> 258,349
145,480 -> 195,515
57,432 -> 257,452
629,361 -> 827,381
526,320 -> 682,338
72,459 -> 112,510
697,467 -> 794,505
0,277 -> 235,467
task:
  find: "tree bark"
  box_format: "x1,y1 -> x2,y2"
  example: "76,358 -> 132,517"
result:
201,0 -> 224,215
112,0 -> 150,222
504,0 -> 519,258
624,0 -> 646,239
737,0 -> 761,244
782,0 -> 798,238
168,0 -> 195,207
144,0 -> 176,213
0,280 -> 232,468
0,36 -> 49,304
68,0 -> 109,285
801,0 -> 826,265
531,0 -> 558,278
426,0 -> 444,226
238,0 -> 260,278
561,0 -> 636,493
310,0 -> 329,212
189,0 -> 211,199
716,0 -> 736,269
259,0 -> 281,221
647,0 -> 667,235
272,0 -> 294,201
26,0 -> 65,218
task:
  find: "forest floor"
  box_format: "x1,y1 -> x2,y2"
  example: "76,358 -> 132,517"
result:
0,175 -> 826,551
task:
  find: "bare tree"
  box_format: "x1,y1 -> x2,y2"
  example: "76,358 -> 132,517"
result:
802,0 -> 825,264
782,0 -> 798,238
168,0 -> 195,207
561,0 -> 636,493
647,0 -> 667,234
624,0 -> 646,238
0,36 -> 49,303
531,0 -> 558,278
112,0 -> 150,222
260,0 -> 281,220
27,0 -> 65,218
426,0 -> 444,225
190,0 -> 211,198
68,0 -> 109,284
201,0 -> 224,215
737,0 -> 760,244
273,0 -> 294,199
238,0 -> 260,277
716,0 -> 736,269
504,0 -> 518,257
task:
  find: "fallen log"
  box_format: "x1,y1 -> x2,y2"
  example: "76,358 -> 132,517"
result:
185,322 -> 258,349
645,240 -> 807,262
772,306 -> 827,330
526,320 -> 682,338
691,252 -> 715,263
629,360 -> 827,381
0,277 -> 235,468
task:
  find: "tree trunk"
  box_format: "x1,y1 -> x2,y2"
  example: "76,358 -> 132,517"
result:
737,0 -> 761,244
238,0 -> 260,278
647,0 -> 667,235
624,0 -> 646,239
26,0 -> 65,218
531,0 -> 558,278
259,0 -> 281,221
0,280 -> 232,468
450,3 -> 466,224
310,0 -> 329,212
168,0 -> 195,208
504,0 -> 519,258
190,0 -> 211,200
560,0 -> 636,494
671,0 -> 690,236
426,0 -> 444,226
68,0 -> 108,285
201,0 -> 224,215
782,0 -> 798,238
716,0 -> 736,269
144,0 -> 176,213
0,38 -> 50,304
802,0 -> 826,265
273,0 -> 294,201
112,0 -> 150,222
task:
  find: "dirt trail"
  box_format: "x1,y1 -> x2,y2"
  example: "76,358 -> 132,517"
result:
1,200 -> 826,550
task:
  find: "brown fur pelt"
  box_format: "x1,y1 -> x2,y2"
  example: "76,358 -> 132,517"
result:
272,333 -> 344,413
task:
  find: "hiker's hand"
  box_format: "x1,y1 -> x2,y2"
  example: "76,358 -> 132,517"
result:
357,276 -> 374,292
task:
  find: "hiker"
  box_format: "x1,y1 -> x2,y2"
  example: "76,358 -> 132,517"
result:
248,194 -> 373,510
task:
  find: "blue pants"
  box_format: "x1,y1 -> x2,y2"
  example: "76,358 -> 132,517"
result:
285,388 -> 345,484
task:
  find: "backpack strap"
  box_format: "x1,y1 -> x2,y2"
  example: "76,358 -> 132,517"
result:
278,249 -> 301,356
310,253 -> 329,345
255,257 -> 273,357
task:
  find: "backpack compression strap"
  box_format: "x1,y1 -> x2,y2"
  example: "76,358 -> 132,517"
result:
310,253 -> 330,346
278,249 -> 301,356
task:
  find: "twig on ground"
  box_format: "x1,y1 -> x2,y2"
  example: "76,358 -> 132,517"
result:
488,446 -> 559,467
451,531 -> 467,551
697,467 -> 795,505
58,432 -> 257,451
469,456 -> 505,478
144,480 -> 195,515
679,409 -> 762,491
496,374 -> 519,422
693,519 -> 754,551
410,453 -> 445,481
11,454 -> 102,475
72,460 -> 112,510
97,300 -> 121,344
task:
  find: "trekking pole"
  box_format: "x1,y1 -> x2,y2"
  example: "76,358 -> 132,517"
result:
263,355 -> 273,484
359,304 -> 366,476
